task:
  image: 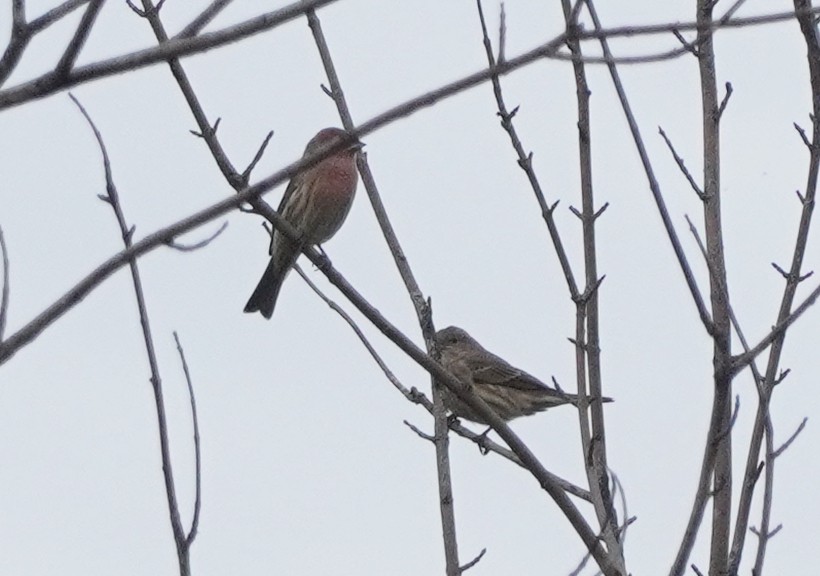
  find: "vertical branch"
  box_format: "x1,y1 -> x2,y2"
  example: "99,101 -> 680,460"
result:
732,2 -> 820,573
0,225 -> 9,340
560,1 -> 623,570
70,94 -> 193,576
173,332 -> 203,546
304,10 -> 460,574
695,3 -> 733,575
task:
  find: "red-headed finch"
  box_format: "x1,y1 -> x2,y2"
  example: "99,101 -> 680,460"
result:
244,127 -> 364,319
435,326 -> 612,424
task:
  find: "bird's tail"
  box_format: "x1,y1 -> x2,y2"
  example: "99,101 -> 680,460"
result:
244,257 -> 290,319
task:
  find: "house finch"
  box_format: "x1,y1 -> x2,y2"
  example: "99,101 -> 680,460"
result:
244,127 -> 364,319
435,326 -> 612,424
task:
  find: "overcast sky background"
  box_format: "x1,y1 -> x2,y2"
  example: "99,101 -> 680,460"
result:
0,1 -> 818,575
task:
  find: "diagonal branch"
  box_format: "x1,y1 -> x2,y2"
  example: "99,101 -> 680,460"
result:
54,0 -> 105,77
583,0 -> 714,337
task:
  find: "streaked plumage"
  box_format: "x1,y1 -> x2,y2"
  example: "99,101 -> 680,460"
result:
435,326 -> 611,424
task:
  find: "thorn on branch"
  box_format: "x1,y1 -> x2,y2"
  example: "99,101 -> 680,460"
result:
320,83 -> 333,98
718,81 -> 733,120
459,548 -> 487,573
796,189 -> 806,204
190,117 -> 221,139
125,225 -> 136,243
576,275 -> 606,305
97,194 -> 111,204
771,262 -> 789,279
517,151 -> 533,170
753,460 -> 765,482
773,368 -> 790,386
567,337 -> 588,352
569,205 -> 582,220
799,270 -> 814,282
690,564 -> 705,576
593,202 -> 609,220
547,199 -> 560,215
794,122 -> 812,149
551,376 -> 565,393
772,416 -> 808,458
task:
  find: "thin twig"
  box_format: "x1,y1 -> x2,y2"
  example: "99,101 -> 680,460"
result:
173,331 -> 202,546
772,417 -> 808,458
658,127 -> 705,199
459,548 -> 487,573
167,222 -> 228,252
0,225 -> 9,340
731,280 -> 820,373
241,130 -> 275,183
68,92 -> 191,574
584,0 -> 715,337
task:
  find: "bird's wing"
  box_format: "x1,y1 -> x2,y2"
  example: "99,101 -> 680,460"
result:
269,176 -> 301,255
468,355 -> 553,392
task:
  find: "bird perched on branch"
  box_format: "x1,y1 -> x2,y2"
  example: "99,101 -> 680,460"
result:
244,127 -> 364,319
434,326 -> 611,424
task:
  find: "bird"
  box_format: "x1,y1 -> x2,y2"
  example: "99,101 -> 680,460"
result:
434,325 -> 611,424
244,127 -> 364,319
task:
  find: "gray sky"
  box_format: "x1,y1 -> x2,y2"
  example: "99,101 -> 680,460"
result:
1,1 -> 818,574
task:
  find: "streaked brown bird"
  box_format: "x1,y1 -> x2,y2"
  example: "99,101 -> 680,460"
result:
244,127 -> 363,319
435,326 -> 611,424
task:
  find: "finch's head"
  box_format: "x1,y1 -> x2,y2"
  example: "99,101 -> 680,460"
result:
305,127 -> 364,159
435,326 -> 478,353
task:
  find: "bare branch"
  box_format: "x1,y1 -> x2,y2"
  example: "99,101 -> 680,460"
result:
585,0 -> 715,339
475,0 -> 580,300
0,225 -> 9,341
772,417 -> 808,458
459,548 -> 487,573
173,331 -> 202,546
293,264 -> 415,400
167,222 -> 228,252
4,4 -> 818,111
658,126 -> 706,199
176,0 -> 237,39
404,420 -> 436,442
731,280 -> 820,373
241,130 -> 275,183
0,0 -> 92,87
54,0 -> 105,77
794,121 -> 812,148
68,92 -> 190,572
